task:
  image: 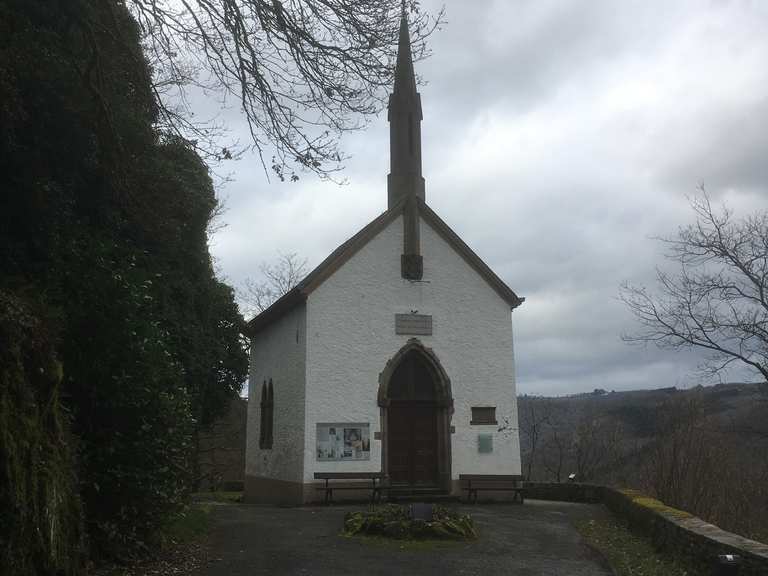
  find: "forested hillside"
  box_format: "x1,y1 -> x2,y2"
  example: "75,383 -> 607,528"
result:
519,383 -> 768,543
0,1 -> 248,572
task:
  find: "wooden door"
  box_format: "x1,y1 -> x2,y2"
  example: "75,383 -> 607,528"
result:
388,404 -> 412,484
388,403 -> 438,486
411,404 -> 437,485
386,350 -> 440,487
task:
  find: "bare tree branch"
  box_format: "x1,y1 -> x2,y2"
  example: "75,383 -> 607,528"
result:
620,188 -> 768,383
239,252 -> 308,317
125,0 -> 444,180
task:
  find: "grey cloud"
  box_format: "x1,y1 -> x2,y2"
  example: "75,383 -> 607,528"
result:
208,0 -> 768,396
657,97 -> 768,195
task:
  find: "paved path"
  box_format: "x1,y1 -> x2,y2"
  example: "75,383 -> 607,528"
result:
193,500 -> 613,576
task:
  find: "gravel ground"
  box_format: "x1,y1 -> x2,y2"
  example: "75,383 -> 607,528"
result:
187,499 -> 614,576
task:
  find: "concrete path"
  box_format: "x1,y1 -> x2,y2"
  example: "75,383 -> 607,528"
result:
193,500 -> 613,576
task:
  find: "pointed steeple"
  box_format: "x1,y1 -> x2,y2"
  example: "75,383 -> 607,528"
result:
388,12 -> 424,208
393,14 -> 418,99
388,11 -> 425,280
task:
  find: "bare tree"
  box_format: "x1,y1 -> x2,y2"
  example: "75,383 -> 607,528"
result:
518,396 -> 553,481
124,0 -> 443,179
540,428 -> 567,483
635,393 -> 768,542
570,413 -> 623,483
620,190 -> 768,383
240,252 -> 308,317
639,395 -> 724,518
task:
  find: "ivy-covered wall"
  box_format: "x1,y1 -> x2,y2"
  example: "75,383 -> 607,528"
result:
0,0 -> 248,569
0,292 -> 85,575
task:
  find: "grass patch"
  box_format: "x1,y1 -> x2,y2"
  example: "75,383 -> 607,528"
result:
191,491 -> 243,503
95,504 -> 212,575
161,503 -> 212,546
576,517 -> 694,576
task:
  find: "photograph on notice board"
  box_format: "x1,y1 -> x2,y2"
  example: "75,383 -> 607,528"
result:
316,423 -> 370,461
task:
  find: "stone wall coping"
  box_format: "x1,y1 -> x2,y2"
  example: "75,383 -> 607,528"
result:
677,516 -> 768,558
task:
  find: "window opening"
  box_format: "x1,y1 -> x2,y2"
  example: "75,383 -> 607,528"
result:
408,113 -> 414,156
470,406 -> 497,425
260,379 -> 274,448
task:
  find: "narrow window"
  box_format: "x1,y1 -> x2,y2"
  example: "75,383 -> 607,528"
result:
266,379 -> 274,448
259,379 -> 274,449
408,113 -> 414,156
259,380 -> 267,448
471,406 -> 497,425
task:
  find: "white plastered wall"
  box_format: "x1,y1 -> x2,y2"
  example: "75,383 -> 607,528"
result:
304,214 -> 521,487
245,303 -> 307,484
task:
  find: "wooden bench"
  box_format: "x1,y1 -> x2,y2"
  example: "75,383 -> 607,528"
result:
459,474 -> 524,504
314,472 -> 388,505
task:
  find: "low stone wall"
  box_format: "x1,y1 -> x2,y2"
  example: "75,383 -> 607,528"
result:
522,481 -> 604,503
197,395 -> 247,491
524,482 -> 768,576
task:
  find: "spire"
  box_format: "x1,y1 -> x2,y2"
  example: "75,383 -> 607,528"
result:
393,12 -> 418,98
387,11 -> 424,280
388,12 -> 424,208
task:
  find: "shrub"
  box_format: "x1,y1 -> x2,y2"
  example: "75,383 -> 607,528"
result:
343,504 -> 477,541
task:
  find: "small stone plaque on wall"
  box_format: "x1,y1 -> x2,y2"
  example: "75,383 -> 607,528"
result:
395,313 -> 433,335
478,434 -> 493,454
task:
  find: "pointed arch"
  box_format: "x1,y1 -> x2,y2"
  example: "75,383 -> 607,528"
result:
378,338 -> 453,409
378,339 -> 453,492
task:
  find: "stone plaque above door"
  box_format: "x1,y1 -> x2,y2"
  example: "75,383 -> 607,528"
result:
395,313 -> 433,336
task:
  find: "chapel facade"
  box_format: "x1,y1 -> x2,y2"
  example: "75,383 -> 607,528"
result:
244,15 -> 524,504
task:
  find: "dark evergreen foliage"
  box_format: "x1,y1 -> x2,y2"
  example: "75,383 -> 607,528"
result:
0,293 -> 85,575
0,0 -> 248,568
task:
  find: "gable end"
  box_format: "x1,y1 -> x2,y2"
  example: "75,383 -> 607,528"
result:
419,201 -> 524,310
246,198 -> 523,337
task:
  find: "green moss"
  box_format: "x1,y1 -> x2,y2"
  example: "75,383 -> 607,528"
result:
576,517 -> 694,576
619,489 -> 692,519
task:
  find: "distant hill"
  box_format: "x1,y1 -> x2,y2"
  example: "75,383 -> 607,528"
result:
517,382 -> 768,543
520,382 -> 767,441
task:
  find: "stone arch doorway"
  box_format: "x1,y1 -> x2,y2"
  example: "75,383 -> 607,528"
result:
378,339 -> 453,492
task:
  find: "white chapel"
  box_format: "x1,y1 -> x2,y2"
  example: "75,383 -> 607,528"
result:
245,15 -> 524,504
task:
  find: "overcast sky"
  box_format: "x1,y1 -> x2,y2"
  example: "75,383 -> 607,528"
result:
207,0 -> 768,396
